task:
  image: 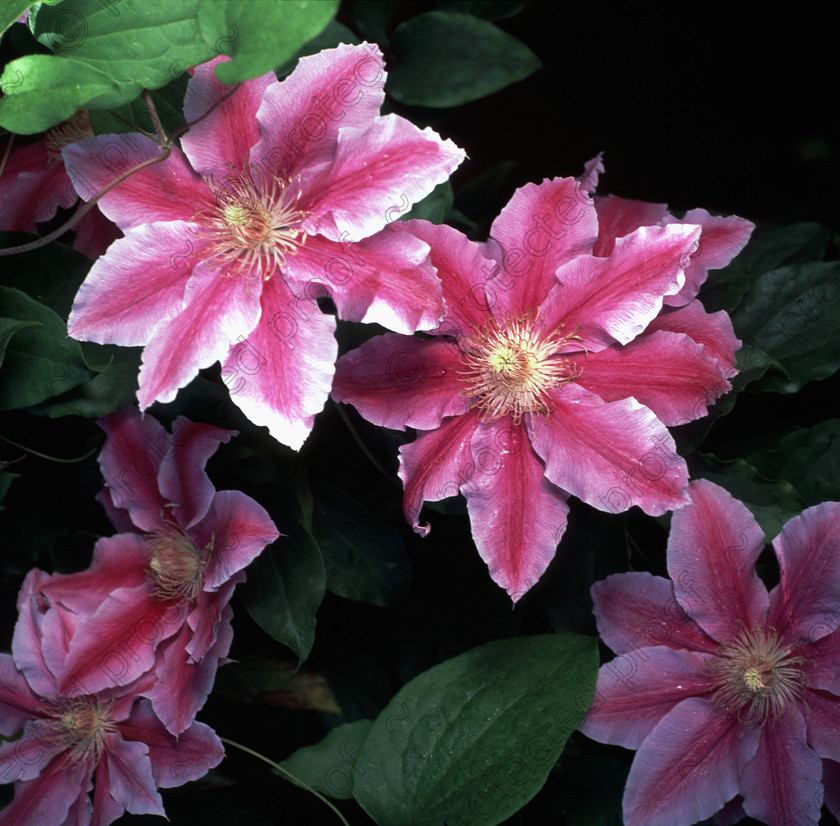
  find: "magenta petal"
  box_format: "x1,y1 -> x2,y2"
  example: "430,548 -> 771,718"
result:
768,501 -> 840,641
464,422 -> 569,600
591,572 -> 720,656
96,408 -> 169,531
186,576 -> 240,663
190,490 -> 278,589
71,205 -> 121,260
181,58 -> 271,178
304,113 -> 465,242
529,384 -> 689,516
580,648 -> 716,751
63,136 -> 208,229
576,330 -> 730,425
592,193 -> 671,257
0,654 -> 40,734
802,688 -> 840,762
399,411 -> 481,535
136,263 -> 263,409
667,480 -> 769,640
577,153 -> 605,194
488,177 -> 599,314
67,223 -> 199,347
222,276 -> 337,450
740,709 -> 823,826
622,697 -> 759,826
10,570 -> 58,699
159,417 -> 236,530
102,736 -> 165,817
285,229 -> 445,333
0,722 -> 65,781
332,334 -> 469,431
550,224 -> 700,349
118,698 -> 224,788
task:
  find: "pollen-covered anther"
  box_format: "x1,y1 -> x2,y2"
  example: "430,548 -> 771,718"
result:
191,161 -> 311,281
456,311 -> 583,423
40,696 -> 117,765
145,519 -> 208,603
707,626 -> 807,728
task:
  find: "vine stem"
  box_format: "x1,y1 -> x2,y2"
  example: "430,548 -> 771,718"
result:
0,433 -> 98,463
220,736 -> 350,826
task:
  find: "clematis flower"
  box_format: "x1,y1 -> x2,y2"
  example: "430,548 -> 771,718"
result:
578,479 -> 840,826
0,569 -> 224,826
63,44 -> 465,449
0,111 -> 121,258
31,406 -> 279,735
332,169 -> 750,600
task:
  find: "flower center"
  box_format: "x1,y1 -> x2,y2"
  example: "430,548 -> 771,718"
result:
41,697 -> 117,765
191,161 -> 310,281
43,111 -> 93,163
456,312 -> 583,423
706,627 -> 807,728
145,519 -> 208,602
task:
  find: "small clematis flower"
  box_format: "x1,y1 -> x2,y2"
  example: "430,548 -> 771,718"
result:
333,169 -> 749,600
578,479 -> 840,826
63,44 -> 465,449
0,112 -> 121,258
31,406 -> 279,735
0,570 -> 224,826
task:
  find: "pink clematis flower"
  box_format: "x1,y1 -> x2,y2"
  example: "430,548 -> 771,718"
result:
578,479 -> 840,826
332,169 -> 750,600
0,112 -> 121,258
63,44 -> 465,449
0,569 -> 223,826
31,406 -> 279,735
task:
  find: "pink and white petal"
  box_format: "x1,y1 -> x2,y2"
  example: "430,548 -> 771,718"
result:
222,276 -> 337,450
663,209 -> 755,306
398,410 -> 482,535
529,384 -> 689,516
63,136 -> 208,229
579,649 -> 718,751
159,417 -> 236,530
181,57 -> 271,178
118,698 -> 224,788
576,330 -> 730,426
0,754 -> 92,826
0,654 -> 40,735
591,572 -> 720,656
303,114 -> 465,242
0,721 -> 66,781
549,224 -> 700,350
67,222 -> 202,347
802,689 -> 840,762
101,737 -> 165,818
667,479 -> 768,641
740,709 -> 824,826
62,782 -> 94,826
622,697 -> 759,826
90,758 -> 125,826
592,193 -> 670,257
395,220 -> 497,334
577,153 -> 605,195
643,300 -> 740,374
284,229 -> 444,333
96,407 -> 169,531
488,177 -> 599,314
58,587 -> 182,697
464,423 -> 568,600
252,43 -> 387,179
768,501 -> 840,641
191,490 -> 278,589
136,262 -> 263,409
332,334 -> 469,431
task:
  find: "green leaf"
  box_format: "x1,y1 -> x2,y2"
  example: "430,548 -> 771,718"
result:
748,419 -> 840,505
0,317 -> 40,366
730,262 -> 840,393
278,720 -> 373,800
399,180 -> 453,224
0,286 -> 92,410
694,453 -> 804,540
197,0 -> 338,85
388,11 -> 541,107
0,472 -> 20,511
1,0 -> 34,36
435,1 -> 529,20
351,0 -> 400,45
352,633 -> 598,826
312,483 -> 410,607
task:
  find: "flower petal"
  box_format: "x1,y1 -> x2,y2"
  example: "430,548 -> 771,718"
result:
101,736 -> 165,818
666,479 -> 768,641
222,276 -> 337,450
529,383 -> 689,516
592,193 -> 671,257
332,333 -> 469,431
802,688 -> 840,762
0,654 -> 40,735
464,422 -> 569,600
